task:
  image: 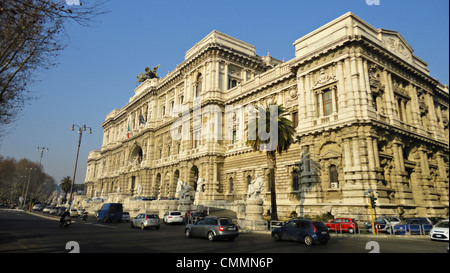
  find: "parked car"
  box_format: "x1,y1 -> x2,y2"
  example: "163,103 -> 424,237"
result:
69,208 -> 78,217
430,219 -> 449,241
42,206 -> 53,214
393,218 -> 433,235
57,207 -> 67,216
185,216 -> 238,241
326,218 -> 359,234
364,216 -> 401,233
122,212 -> 130,222
425,217 -> 444,225
130,213 -> 160,230
49,207 -> 61,215
185,210 -> 208,224
272,219 -> 330,246
163,211 -> 184,224
134,196 -> 155,201
32,204 -> 45,211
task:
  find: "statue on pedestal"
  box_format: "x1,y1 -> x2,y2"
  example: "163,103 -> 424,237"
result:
179,181 -> 192,201
175,178 -> 184,199
194,177 -> 205,205
240,173 -> 266,231
247,173 -> 264,200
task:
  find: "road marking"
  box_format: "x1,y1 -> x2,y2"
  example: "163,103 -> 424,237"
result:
92,223 -> 119,229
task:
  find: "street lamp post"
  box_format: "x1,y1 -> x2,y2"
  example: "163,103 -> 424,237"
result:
36,147 -> 49,167
69,124 -> 92,208
23,167 -> 37,208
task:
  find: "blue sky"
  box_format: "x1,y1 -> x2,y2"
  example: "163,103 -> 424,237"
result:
0,0 -> 448,187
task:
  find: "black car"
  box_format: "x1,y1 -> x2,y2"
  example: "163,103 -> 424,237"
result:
186,210 -> 208,224
271,219 -> 330,245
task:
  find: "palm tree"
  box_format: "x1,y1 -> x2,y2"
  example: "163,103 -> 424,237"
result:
60,176 -> 72,204
246,104 -> 295,221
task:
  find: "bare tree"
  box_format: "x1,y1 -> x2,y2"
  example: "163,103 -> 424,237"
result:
0,0 -> 107,139
0,155 -> 57,206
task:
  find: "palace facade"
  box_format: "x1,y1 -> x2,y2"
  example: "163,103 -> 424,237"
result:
84,12 -> 449,219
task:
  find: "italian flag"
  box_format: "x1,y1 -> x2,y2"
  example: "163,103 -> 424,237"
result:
127,123 -> 130,139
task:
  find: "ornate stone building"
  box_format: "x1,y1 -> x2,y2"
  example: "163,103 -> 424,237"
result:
84,12 -> 449,219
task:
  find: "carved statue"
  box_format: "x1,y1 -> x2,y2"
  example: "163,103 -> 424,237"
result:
136,65 -> 160,83
179,181 -> 192,200
194,177 -> 205,205
247,173 -> 264,200
175,178 -> 184,198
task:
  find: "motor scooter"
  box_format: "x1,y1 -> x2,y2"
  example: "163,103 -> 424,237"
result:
60,216 -> 71,228
80,211 -> 88,221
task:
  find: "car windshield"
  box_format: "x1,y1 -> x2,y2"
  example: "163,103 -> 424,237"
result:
435,221 -> 449,228
147,214 -> 158,219
219,218 -> 234,225
171,212 -> 181,216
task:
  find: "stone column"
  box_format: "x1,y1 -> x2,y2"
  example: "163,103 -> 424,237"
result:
336,60 -> 347,109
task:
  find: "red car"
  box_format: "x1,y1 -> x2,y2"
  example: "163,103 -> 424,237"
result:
326,218 -> 359,234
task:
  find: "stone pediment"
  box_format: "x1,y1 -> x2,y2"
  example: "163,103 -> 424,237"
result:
319,149 -> 341,159
379,29 -> 413,63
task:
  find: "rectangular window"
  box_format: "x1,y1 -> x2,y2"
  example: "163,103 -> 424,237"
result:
228,78 -> 237,89
193,130 -> 200,148
292,111 -> 299,128
323,90 -> 333,116
397,99 -> 403,121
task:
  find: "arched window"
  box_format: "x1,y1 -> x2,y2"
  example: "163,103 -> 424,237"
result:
195,73 -> 202,98
329,165 -> 339,188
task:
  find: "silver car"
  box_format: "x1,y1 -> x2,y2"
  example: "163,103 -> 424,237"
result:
130,213 -> 160,230
185,216 -> 238,241
163,211 -> 184,224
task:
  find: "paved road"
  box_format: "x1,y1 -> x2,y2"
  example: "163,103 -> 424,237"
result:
0,209 -> 447,254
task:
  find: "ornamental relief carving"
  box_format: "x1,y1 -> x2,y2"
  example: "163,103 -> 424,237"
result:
313,68 -> 337,89
386,37 -> 411,61
368,64 -> 384,94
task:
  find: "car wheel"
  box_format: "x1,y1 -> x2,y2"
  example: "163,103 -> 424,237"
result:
185,228 -> 192,238
141,223 -> 145,230
304,235 -> 313,246
207,231 -> 215,241
272,233 -> 281,242
348,228 -> 354,234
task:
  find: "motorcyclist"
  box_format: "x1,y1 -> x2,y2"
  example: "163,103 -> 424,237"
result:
60,208 -> 70,227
